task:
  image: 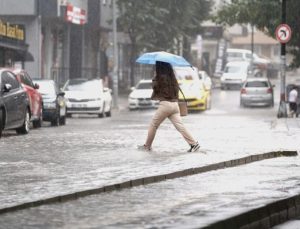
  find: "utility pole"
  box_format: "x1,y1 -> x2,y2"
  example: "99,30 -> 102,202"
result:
112,0 -> 119,109
250,24 -> 254,76
277,0 -> 287,118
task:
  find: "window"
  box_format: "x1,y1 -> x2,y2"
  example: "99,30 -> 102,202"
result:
20,73 -> 34,87
136,82 -> 152,89
245,53 -> 253,59
1,71 -> 20,90
224,66 -> 240,73
246,81 -> 269,88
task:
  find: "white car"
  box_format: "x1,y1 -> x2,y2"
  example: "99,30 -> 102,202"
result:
128,79 -> 159,110
226,48 -> 271,65
221,61 -> 250,90
63,78 -> 112,117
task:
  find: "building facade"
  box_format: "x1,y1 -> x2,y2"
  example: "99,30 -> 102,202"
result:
0,0 -> 129,89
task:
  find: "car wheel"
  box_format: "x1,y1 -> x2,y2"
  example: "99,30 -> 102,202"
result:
16,109 -> 30,135
59,116 -> 66,125
98,102 -> 105,118
0,109 -> 3,138
105,102 -> 112,117
51,109 -> 60,126
240,100 -> 245,108
105,110 -> 111,117
206,96 -> 212,110
32,109 -> 43,128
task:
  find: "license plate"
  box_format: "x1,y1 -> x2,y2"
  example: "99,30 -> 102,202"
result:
72,104 -> 87,108
139,101 -> 151,105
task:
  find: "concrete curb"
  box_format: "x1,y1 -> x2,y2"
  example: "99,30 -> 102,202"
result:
0,150 -> 297,215
202,194 -> 300,229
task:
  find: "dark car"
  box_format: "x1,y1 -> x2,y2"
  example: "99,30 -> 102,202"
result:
13,68 -> 43,128
33,79 -> 67,126
0,69 -> 30,138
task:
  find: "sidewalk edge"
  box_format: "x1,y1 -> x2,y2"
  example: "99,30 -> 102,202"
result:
0,150 -> 297,215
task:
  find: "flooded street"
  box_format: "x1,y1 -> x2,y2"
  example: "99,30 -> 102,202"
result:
1,78 -> 300,228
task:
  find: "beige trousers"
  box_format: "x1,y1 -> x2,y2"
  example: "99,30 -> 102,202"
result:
145,101 -> 197,148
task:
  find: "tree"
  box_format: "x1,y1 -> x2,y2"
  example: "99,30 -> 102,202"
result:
117,0 -> 211,86
214,0 -> 300,68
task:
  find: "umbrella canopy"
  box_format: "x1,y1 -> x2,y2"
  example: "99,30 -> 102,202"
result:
136,51 -> 191,67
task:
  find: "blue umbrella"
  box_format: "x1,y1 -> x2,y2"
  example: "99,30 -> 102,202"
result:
136,51 -> 191,67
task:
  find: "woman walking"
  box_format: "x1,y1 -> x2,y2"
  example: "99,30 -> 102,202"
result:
139,61 -> 200,152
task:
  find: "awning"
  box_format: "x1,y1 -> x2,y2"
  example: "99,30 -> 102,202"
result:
14,50 -> 34,62
0,40 -> 34,62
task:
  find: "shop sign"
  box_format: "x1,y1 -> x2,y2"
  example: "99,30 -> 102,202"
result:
0,20 -> 25,41
65,4 -> 87,25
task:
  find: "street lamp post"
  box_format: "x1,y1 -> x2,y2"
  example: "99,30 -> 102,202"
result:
250,24 -> 254,77
112,0 -> 119,109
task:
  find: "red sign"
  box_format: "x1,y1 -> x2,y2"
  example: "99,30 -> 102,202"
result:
275,24 -> 292,44
65,4 -> 87,25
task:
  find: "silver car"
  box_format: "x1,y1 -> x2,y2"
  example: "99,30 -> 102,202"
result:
240,78 -> 274,107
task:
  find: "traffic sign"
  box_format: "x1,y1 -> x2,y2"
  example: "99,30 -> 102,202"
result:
275,24 -> 292,43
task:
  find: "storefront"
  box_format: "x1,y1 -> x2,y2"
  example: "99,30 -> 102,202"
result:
0,19 -> 33,68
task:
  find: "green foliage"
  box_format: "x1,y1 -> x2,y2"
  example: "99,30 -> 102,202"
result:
117,0 -> 211,56
214,0 -> 300,67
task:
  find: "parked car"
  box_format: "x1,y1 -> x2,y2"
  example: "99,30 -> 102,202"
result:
128,79 -> 159,110
240,78 -> 274,107
174,66 -> 211,111
0,68 -> 30,138
12,68 -> 43,128
63,78 -> 112,117
221,61 -> 250,90
33,79 -> 67,126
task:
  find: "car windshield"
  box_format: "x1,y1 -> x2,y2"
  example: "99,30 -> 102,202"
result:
136,82 -> 152,89
227,52 -> 243,58
65,79 -> 103,91
224,66 -> 240,73
245,81 -> 269,87
35,81 -> 56,95
174,67 -> 198,81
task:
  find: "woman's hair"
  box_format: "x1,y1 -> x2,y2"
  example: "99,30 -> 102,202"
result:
155,61 -> 179,98
156,61 -> 177,82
